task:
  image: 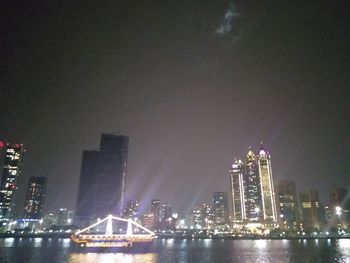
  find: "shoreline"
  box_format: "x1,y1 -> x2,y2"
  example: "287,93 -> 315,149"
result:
0,233 -> 349,240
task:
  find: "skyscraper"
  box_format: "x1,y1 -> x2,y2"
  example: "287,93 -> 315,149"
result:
23,177 -> 47,219
277,181 -> 299,228
151,199 -> 161,230
75,150 -> 99,223
229,158 -> 246,224
0,143 -> 25,220
212,192 -> 229,231
244,149 -> 261,221
257,145 -> 277,223
75,134 -> 129,220
94,134 -> 128,217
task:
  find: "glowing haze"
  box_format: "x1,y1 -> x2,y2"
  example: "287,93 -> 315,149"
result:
0,1 -> 349,216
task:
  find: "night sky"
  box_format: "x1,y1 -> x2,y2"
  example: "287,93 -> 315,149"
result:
1,0 -> 349,216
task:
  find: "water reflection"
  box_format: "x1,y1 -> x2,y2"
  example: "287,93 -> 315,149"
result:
3,237 -> 15,247
69,253 -> 157,263
338,239 -> 350,255
33,237 -> 42,247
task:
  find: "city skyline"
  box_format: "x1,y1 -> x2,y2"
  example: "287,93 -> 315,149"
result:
0,138 -> 348,219
0,1 -> 349,215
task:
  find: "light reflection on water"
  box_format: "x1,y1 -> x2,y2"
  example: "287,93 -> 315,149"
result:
69,253 -> 157,263
1,237 -> 350,262
4,237 -> 15,247
33,237 -> 42,247
338,238 -> 350,255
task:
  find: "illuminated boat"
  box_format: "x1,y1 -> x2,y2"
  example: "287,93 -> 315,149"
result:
71,215 -> 157,248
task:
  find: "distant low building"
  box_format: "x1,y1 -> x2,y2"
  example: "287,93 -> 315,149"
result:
212,192 -> 229,231
142,213 -> 155,230
300,190 -> 324,231
277,181 -> 299,229
329,188 -> 350,228
57,208 -> 74,226
123,200 -> 139,219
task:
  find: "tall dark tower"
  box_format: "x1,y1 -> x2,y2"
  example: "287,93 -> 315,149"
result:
23,177 -> 47,219
75,150 -> 99,224
93,134 -> 129,217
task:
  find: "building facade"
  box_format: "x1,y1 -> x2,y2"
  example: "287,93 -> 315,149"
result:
229,159 -> 246,225
229,144 -> 278,232
93,134 -> 129,217
257,146 -> 278,223
329,188 -> 350,228
212,192 -> 229,231
0,143 -> 25,220
75,134 -> 129,222
244,149 -> 262,221
300,190 -> 323,231
277,181 -> 299,229
23,177 -> 47,219
75,150 -> 99,224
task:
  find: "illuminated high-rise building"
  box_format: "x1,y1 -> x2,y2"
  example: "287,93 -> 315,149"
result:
151,199 -> 161,229
192,206 -> 204,229
257,145 -> 277,223
0,143 -> 25,220
93,134 -> 129,217
212,192 -> 229,231
277,181 -> 299,228
202,203 -> 214,230
244,149 -> 261,221
122,199 -> 139,219
161,204 -> 172,221
229,158 -> 246,224
23,177 -> 47,219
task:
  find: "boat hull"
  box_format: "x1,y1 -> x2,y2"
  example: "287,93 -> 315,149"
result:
71,234 -> 156,251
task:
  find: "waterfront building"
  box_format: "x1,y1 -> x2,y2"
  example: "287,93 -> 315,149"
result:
257,145 -> 278,224
244,149 -> 261,221
212,192 -> 229,231
300,190 -> 323,231
161,204 -> 173,230
122,199 -> 139,219
201,203 -> 214,230
0,143 -> 25,220
42,212 -> 58,229
192,206 -> 204,229
142,213 -> 155,230
329,188 -> 350,228
277,180 -> 299,229
57,208 -> 74,226
161,204 -> 172,221
151,199 -> 161,229
93,134 -> 129,217
23,177 -> 47,219
323,205 -> 332,224
75,150 -> 99,225
229,158 -> 246,227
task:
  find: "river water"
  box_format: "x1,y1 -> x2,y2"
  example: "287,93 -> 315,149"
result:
1,237 -> 350,263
